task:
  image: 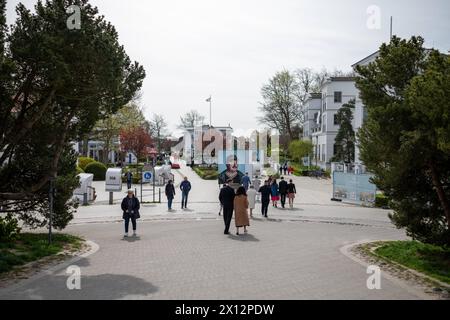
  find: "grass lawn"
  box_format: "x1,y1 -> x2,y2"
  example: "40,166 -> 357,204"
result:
374,241 -> 450,285
0,233 -> 83,274
192,166 -> 218,180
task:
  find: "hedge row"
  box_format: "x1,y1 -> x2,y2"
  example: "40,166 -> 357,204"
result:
192,166 -> 218,180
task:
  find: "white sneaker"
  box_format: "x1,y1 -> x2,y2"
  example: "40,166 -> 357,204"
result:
133,231 -> 137,237
124,233 -> 129,238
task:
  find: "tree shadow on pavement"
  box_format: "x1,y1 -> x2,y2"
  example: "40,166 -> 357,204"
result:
228,234 -> 260,242
14,274 -> 158,300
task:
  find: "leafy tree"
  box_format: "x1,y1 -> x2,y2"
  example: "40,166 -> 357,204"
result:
92,103 -> 146,163
356,36 -> 450,246
288,140 -> 313,164
179,110 -> 205,129
331,100 -> 356,163
258,70 -> 301,141
120,127 -> 152,161
0,0 -> 145,229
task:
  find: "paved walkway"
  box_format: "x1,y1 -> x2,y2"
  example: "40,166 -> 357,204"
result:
0,219 -> 419,300
0,162 -> 425,300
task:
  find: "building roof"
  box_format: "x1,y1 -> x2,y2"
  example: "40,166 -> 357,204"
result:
185,125 -> 233,131
351,51 -> 380,68
328,76 -> 357,82
308,93 -> 322,99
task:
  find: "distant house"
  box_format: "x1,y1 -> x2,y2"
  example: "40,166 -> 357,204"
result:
309,77 -> 360,170
300,51 -> 381,171
181,125 -> 234,165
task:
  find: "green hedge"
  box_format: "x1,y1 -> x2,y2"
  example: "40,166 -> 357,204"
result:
76,166 -> 85,175
375,194 -> 390,209
84,162 -> 107,181
192,166 -> 218,180
78,157 -> 96,171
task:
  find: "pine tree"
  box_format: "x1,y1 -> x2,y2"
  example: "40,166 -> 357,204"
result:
356,36 -> 450,246
331,100 -> 355,163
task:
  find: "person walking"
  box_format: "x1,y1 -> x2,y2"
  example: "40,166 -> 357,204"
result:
218,183 -> 228,216
259,180 -> 271,218
219,179 -> 236,235
125,170 -> 133,190
283,162 -> 288,175
241,172 -> 251,191
252,176 -> 261,202
271,179 -> 280,208
247,185 -> 257,217
279,177 -> 288,209
287,179 -> 297,209
279,164 -> 283,176
121,189 -> 140,238
234,187 -> 250,235
288,165 -> 294,176
165,180 -> 176,211
180,177 -> 192,209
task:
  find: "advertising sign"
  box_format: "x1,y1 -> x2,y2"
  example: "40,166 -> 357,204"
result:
333,172 -> 377,206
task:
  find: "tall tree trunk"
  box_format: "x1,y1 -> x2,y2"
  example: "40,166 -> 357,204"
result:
429,161 -> 450,230
82,134 -> 89,157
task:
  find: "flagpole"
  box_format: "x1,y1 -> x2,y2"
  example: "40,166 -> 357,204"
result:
209,95 -> 212,129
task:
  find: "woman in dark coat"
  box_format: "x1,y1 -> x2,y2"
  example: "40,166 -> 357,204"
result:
121,189 -> 141,237
165,180 -> 176,211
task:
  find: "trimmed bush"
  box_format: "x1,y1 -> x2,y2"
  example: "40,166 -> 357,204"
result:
375,194 -> 390,209
76,166 -> 84,175
78,157 -> 96,171
84,162 -> 107,181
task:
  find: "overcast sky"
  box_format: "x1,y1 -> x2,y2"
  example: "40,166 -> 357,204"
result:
6,0 -> 450,137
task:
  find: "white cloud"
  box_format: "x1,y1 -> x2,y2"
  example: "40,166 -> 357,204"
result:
6,0 -> 450,136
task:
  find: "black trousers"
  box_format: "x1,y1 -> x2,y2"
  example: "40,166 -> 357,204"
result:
124,216 -> 137,233
261,200 -> 269,217
223,206 -> 233,233
280,193 -> 287,207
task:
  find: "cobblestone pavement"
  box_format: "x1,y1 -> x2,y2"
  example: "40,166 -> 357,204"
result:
0,219 -> 420,300
0,163 -> 425,300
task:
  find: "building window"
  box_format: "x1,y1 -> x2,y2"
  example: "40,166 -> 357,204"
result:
334,114 -> 339,125
334,91 -> 342,103
363,107 -> 368,123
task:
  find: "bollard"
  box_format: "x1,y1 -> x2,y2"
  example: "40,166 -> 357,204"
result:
83,192 -> 88,206
109,192 -> 113,205
159,188 -> 161,203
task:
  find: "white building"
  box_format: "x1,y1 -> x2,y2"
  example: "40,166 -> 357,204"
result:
300,51 -> 381,171
302,93 -> 322,141
183,125 -> 234,165
310,77 -> 360,170
351,51 -> 379,166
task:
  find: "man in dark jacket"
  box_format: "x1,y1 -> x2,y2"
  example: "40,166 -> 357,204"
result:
219,179 -> 236,235
165,180 -> 176,211
279,177 -> 288,209
121,189 -> 141,237
125,170 -> 133,189
180,177 -> 192,209
259,180 -> 271,218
